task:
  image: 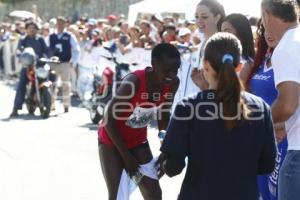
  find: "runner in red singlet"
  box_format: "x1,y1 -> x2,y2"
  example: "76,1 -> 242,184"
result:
98,43 -> 180,200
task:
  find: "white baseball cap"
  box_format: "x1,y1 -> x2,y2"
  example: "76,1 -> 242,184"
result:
178,27 -> 191,37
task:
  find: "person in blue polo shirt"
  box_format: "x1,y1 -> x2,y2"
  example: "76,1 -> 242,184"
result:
49,16 -> 80,113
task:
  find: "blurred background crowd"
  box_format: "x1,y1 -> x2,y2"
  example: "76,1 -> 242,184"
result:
0,6 -> 259,88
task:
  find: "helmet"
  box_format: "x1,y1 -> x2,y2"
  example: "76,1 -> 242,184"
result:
20,47 -> 36,67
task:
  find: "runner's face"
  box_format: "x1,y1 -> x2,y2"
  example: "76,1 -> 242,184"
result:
261,10 -> 279,48
195,5 -> 219,36
155,57 -> 180,84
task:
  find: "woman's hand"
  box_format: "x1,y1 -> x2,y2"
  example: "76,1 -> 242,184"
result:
155,153 -> 167,179
191,68 -> 209,90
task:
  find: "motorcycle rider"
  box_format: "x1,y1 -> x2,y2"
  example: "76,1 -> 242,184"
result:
10,20 -> 50,117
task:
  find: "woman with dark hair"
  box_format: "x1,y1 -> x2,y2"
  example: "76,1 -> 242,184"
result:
246,20 -> 288,200
157,32 -> 276,200
191,12 -> 255,91
221,13 -> 255,82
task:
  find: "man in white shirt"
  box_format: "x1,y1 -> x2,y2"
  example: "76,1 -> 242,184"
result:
261,0 -> 300,199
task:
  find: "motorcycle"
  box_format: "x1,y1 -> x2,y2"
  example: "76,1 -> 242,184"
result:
21,48 -> 59,119
87,43 -> 138,124
87,66 -> 114,124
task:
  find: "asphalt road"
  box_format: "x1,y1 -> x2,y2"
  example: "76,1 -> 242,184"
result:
0,80 -> 184,200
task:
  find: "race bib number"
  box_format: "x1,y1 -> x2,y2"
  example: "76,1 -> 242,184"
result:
126,106 -> 157,128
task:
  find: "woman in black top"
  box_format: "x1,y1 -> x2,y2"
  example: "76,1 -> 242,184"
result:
158,32 -> 277,200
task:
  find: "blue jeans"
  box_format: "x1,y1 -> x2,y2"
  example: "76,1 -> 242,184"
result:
13,67 -> 29,110
278,150 -> 300,200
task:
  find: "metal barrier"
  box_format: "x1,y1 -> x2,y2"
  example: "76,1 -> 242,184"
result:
0,38 -> 22,76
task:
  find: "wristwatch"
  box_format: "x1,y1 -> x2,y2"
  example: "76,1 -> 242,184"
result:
158,130 -> 166,141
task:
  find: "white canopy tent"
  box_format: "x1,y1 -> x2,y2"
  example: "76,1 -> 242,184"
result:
128,0 -> 262,25
8,10 -> 42,24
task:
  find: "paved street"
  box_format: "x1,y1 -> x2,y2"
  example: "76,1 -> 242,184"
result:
0,80 -> 184,200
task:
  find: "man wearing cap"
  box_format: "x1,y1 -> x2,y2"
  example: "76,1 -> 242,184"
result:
87,18 -> 97,39
96,18 -> 107,30
49,16 -> 80,113
79,16 -> 88,26
163,22 -> 177,43
178,27 -> 192,45
107,14 -> 117,27
10,21 -> 50,117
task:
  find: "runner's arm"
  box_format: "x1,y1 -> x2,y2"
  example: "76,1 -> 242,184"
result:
104,74 -> 139,158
